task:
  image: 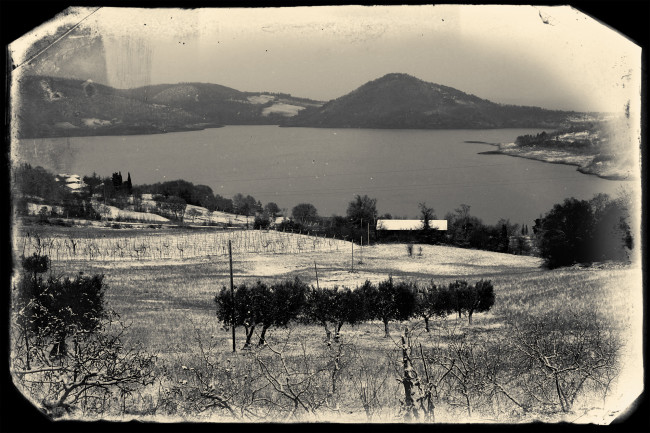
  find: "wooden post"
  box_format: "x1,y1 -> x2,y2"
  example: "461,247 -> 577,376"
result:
351,242 -> 354,272
360,236 -> 363,263
314,261 -> 319,289
229,240 -> 235,353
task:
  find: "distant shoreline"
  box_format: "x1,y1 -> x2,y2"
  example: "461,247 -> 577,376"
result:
16,123 -> 225,140
469,141 -> 632,181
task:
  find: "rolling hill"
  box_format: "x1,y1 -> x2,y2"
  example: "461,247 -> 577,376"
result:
284,73 -> 575,129
14,75 -> 323,138
14,75 -> 212,138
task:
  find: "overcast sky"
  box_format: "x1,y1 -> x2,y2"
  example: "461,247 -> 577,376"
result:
12,5 -> 641,113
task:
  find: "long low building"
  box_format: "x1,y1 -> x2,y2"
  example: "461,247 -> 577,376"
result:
376,219 -> 447,231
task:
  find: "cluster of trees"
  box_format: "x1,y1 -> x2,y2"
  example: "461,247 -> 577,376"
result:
515,131 -> 557,147
154,195 -> 188,221
13,164 -> 101,220
135,181 -> 284,224
12,255 -> 155,416
110,171 -> 133,196
444,204 -> 525,254
16,254 -> 107,360
515,129 -> 592,149
280,198 -> 528,255
533,193 -> 633,268
83,171 -> 133,208
214,277 -> 495,348
275,195 -> 380,243
253,202 -> 282,229
13,164 -> 286,225
134,179 -> 233,213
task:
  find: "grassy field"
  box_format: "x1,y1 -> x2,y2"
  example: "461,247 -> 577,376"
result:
12,226 -> 643,423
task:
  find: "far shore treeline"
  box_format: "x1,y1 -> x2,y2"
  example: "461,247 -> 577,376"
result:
13,163 -> 633,269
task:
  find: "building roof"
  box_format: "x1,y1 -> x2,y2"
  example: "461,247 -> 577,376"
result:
376,219 -> 447,231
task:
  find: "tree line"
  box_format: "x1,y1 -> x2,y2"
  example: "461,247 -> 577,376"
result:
14,164 -> 633,269
214,276 -> 495,348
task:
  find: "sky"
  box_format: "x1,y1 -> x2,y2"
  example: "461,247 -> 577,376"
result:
11,5 -> 641,114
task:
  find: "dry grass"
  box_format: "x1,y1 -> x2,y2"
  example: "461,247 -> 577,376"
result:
12,227 -> 643,422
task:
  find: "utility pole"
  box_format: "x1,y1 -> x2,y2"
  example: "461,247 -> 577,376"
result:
229,240 -> 235,352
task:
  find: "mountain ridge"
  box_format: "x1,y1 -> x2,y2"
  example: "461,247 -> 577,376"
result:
14,75 -> 324,138
15,72 -> 577,138
284,73 -> 575,129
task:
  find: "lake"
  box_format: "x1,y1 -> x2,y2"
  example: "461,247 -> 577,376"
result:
14,126 -> 633,226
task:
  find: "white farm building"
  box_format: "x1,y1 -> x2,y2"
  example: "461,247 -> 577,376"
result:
376,219 -> 447,231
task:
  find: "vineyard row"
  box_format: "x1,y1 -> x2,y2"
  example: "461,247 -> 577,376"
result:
18,230 -> 352,261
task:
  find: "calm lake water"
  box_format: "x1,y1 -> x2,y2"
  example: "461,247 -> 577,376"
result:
15,126 -> 632,225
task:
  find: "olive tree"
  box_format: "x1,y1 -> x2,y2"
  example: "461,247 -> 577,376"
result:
414,281 -> 453,332
303,286 -> 365,344
358,278 -> 417,337
215,278 -> 307,348
11,254 -> 155,417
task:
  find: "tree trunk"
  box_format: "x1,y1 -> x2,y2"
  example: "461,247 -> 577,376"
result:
401,329 -> 420,421
258,325 -> 270,346
335,321 -> 344,342
50,331 -> 67,358
468,310 -> 473,325
423,316 -> 430,332
22,323 -> 31,370
243,325 -> 255,349
323,322 -> 332,346
383,318 -> 390,338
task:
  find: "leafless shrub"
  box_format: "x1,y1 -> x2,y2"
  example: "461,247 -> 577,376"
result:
346,344 -> 392,421
156,328 -> 266,420
11,314 -> 156,419
508,314 -> 620,414
251,335 -> 334,420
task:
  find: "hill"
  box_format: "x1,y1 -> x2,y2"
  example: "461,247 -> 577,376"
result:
119,82 -> 322,126
284,73 -> 575,129
14,75 -> 215,138
14,75 -> 323,138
